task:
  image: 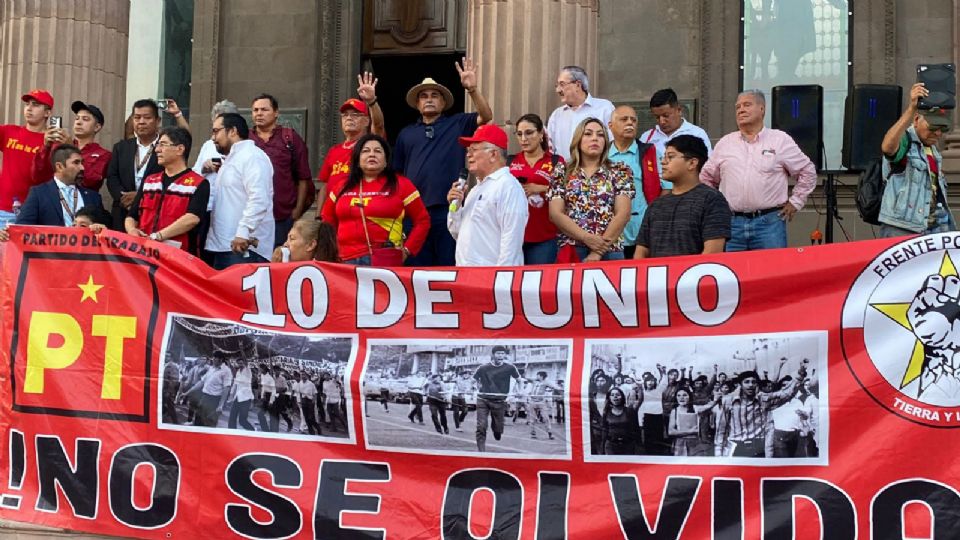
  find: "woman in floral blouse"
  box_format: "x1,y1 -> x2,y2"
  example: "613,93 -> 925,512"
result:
548,117 -> 635,262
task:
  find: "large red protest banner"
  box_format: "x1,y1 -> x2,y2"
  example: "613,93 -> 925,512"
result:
1,225 -> 960,540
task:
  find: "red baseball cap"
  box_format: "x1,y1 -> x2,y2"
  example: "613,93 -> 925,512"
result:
21,89 -> 53,108
459,124 -> 508,150
339,98 -> 369,115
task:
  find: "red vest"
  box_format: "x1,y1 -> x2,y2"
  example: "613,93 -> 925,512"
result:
138,170 -> 205,253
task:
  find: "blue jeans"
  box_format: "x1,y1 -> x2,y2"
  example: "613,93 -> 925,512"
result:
343,255 -> 372,266
405,206 -> 455,267
212,250 -> 268,270
574,246 -> 624,261
523,240 -> 558,265
0,210 -> 15,228
879,205 -> 954,238
726,211 -> 787,252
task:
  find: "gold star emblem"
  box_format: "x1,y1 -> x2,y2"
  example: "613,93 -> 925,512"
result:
871,251 -> 958,389
77,275 -> 104,303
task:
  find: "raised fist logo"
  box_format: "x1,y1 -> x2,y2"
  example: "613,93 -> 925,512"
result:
907,274 -> 960,397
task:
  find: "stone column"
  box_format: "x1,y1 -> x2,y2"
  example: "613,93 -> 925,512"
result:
0,0 -> 130,146
466,0 -> 599,139
939,0 -> 960,173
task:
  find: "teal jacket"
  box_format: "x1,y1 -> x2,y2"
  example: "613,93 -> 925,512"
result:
880,126 -> 955,233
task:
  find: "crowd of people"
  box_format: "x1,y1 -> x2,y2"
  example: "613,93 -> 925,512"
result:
1,63 -> 951,261
162,352 -> 350,438
587,358 -> 819,459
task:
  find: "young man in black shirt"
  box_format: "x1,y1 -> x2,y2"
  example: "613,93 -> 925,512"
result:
634,135 -> 731,259
473,345 -> 521,452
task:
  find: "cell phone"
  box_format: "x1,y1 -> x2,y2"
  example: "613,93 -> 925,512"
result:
157,98 -> 168,110
49,116 -> 62,129
212,157 -> 222,164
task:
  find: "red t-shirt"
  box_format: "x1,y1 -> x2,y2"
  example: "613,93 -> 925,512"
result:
32,141 -> 112,191
509,152 -> 562,243
321,174 -> 430,261
0,125 -> 45,212
317,141 -> 356,187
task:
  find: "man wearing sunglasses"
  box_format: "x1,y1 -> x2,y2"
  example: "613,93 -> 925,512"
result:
878,82 -> 956,237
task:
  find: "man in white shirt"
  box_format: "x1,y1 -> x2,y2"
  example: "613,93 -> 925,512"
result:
446,124 -> 528,266
192,100 -> 239,265
546,66 -> 615,160
638,88 -> 713,158
256,362 -> 276,431
205,112 -> 274,269
297,371 -> 322,435
188,354 -> 233,428
227,357 -> 255,431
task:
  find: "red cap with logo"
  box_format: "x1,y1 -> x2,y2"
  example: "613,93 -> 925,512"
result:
339,98 -> 369,116
21,89 -> 54,108
459,124 -> 509,150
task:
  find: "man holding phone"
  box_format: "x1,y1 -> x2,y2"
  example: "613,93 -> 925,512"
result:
0,90 -> 52,228
31,101 -> 112,191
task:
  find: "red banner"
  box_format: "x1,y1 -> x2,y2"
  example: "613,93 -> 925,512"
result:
1,225 -> 960,539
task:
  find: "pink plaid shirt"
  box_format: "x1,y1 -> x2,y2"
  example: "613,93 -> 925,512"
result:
699,128 -> 817,213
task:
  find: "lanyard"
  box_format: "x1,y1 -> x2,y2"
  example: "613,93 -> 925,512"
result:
135,142 -> 155,172
57,185 -> 79,223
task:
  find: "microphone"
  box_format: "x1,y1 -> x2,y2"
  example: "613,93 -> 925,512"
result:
448,168 -> 469,213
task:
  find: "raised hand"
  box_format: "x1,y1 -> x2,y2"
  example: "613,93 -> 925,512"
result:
455,57 -> 478,91
357,72 -> 379,103
908,274 -> 960,351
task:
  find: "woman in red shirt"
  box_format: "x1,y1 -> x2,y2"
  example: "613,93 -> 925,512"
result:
321,134 -> 429,265
509,114 -> 563,265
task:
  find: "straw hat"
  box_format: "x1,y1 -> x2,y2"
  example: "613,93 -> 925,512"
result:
406,78 -> 454,110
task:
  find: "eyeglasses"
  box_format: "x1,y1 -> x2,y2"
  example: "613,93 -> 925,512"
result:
211,127 -> 224,135
555,80 -> 577,90
341,112 -> 366,119
515,129 -> 538,139
425,125 -> 434,139
155,141 -> 181,148
662,152 -> 691,162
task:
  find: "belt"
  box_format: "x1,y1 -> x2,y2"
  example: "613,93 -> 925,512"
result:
732,207 -> 780,218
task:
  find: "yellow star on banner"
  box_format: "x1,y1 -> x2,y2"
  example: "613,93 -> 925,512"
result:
77,275 -> 104,303
871,251 -> 959,389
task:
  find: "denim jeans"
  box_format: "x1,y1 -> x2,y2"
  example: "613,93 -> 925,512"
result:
212,250 -> 268,270
405,206 -> 456,267
574,246 -> 625,261
523,240 -> 558,265
726,211 -> 787,252
879,205 -> 954,238
343,255 -> 372,266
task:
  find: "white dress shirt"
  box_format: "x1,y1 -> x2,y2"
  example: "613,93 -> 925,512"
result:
135,135 -> 159,189
192,139 -> 225,212
447,166 -> 528,267
546,94 -> 615,160
639,119 -> 713,157
233,366 -> 254,403
53,178 -> 84,226
205,139 -> 275,260
201,364 -> 233,397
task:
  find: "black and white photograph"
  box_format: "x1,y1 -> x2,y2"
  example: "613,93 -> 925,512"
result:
362,340 -> 572,459
584,332 -> 828,465
157,314 -> 357,442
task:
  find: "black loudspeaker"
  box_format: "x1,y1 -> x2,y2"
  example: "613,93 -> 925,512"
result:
842,84 -> 902,171
771,85 -> 823,171
917,63 -> 956,110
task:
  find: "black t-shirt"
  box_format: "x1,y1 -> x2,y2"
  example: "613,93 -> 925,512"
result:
474,362 -> 520,398
637,183 -> 731,257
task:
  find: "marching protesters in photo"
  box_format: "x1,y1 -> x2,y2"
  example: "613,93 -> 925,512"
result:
32,100 -> 112,191
554,380 -> 566,424
317,73 -> 386,204
634,135 -> 731,258
162,356 -> 181,425
15,144 -> 106,227
638,370 -> 669,455
321,134 -> 429,265
473,345 -> 522,452
668,387 -> 721,456
529,371 -> 559,440
608,104 -> 668,259
446,124 -> 528,266
297,371 -> 323,436
106,99 -> 164,230
270,365 -> 295,432
878,82 -> 956,236
508,113 -> 563,265
271,218 -> 339,263
714,367 -> 802,457
600,387 -> 641,455
322,371 -> 348,433
227,357 -> 256,431
798,377 -> 819,457
407,372 -> 426,425
452,370 -> 474,431
425,373 -> 450,435
378,373 -> 391,413
249,93 -> 312,247
393,59 -> 492,266
549,117 -> 634,262
257,362 -> 277,431
700,89 -> 816,251
189,353 -> 233,428
0,90 -> 54,228
546,66 -> 615,161
639,88 -> 713,157
124,127 -> 209,254
206,113 -> 275,268
588,369 -> 614,452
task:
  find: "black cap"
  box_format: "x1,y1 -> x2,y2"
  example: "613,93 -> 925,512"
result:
71,100 -> 104,126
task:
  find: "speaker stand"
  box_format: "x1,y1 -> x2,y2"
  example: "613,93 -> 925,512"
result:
822,170 -> 843,243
